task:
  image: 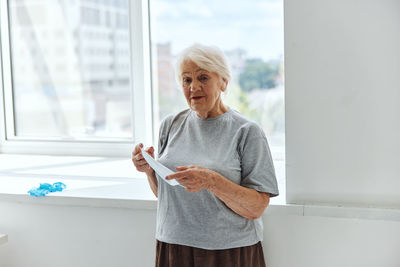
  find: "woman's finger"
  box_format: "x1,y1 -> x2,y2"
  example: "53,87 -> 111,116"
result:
175,177 -> 190,186
175,165 -> 189,171
136,159 -> 149,167
132,143 -> 143,155
146,146 -> 155,157
166,169 -> 192,180
135,153 -> 144,161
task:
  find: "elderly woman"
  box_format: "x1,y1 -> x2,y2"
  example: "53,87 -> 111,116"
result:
132,44 -> 279,267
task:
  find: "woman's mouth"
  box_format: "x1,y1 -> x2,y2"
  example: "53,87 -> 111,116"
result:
191,96 -> 204,101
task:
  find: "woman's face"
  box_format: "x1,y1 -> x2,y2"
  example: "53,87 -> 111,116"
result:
181,60 -> 227,118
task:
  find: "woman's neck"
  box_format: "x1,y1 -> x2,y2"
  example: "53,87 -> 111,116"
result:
196,100 -> 228,119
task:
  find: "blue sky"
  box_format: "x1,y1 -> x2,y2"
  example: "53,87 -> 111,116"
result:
150,0 -> 284,61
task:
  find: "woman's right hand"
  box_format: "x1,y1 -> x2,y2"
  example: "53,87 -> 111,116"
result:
132,143 -> 155,175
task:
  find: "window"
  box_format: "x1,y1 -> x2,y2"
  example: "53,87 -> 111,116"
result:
149,0 -> 284,153
149,0 -> 285,201
0,0 -> 152,156
1,0 -> 285,191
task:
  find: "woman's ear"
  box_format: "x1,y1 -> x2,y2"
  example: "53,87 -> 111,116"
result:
221,78 -> 228,91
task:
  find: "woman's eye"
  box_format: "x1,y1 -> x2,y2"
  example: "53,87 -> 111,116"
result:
183,77 -> 192,84
199,75 -> 208,82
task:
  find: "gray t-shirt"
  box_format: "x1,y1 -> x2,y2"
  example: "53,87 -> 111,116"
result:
155,108 -> 279,250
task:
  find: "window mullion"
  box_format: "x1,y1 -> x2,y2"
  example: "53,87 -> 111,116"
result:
1,0 -> 16,142
130,0 -> 153,147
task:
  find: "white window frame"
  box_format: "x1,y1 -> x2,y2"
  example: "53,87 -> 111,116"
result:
0,0 -> 153,157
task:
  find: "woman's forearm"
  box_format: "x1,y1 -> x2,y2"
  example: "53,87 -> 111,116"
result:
146,170 -> 158,198
208,173 -> 270,220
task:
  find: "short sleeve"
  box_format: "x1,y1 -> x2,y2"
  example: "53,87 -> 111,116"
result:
239,123 -> 279,197
157,115 -> 173,158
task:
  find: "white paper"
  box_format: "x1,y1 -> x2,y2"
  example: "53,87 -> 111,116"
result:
141,148 -> 181,186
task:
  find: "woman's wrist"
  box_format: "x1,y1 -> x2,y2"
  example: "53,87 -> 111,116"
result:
145,169 -> 155,178
145,169 -> 158,198
207,171 -> 220,191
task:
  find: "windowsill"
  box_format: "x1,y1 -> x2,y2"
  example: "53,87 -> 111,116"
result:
1,154 -> 399,222
0,153 -> 157,209
0,175 -> 158,210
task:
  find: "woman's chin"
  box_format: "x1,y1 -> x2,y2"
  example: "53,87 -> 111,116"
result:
190,103 -> 204,111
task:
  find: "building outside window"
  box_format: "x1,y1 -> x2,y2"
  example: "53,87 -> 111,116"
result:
7,0 -> 132,140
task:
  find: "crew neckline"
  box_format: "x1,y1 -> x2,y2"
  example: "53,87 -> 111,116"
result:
190,107 -> 232,121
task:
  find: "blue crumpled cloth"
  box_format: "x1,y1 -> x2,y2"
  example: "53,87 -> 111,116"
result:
28,182 -> 66,197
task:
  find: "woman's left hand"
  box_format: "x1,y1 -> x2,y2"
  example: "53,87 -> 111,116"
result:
166,165 -> 217,192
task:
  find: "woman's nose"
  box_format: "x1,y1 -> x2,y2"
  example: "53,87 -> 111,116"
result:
190,80 -> 200,92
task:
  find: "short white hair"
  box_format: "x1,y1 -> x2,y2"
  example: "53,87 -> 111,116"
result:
175,44 -> 231,86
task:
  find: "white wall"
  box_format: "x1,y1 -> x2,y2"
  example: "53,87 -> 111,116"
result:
285,0 -> 400,207
0,202 -> 157,267
1,202 -> 400,267
263,215 -> 400,267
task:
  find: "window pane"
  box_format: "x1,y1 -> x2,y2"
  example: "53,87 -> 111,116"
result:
8,0 -> 132,140
150,0 -> 285,202
150,0 -> 284,151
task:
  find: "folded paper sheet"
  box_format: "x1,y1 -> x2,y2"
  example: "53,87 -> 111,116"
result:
141,148 -> 181,187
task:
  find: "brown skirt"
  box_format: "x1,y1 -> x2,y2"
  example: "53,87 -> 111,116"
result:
155,240 -> 266,267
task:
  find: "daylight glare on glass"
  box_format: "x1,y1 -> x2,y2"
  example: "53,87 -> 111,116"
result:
9,0 -> 132,140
